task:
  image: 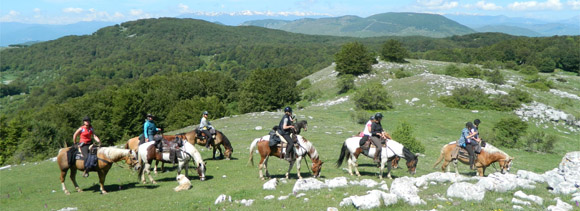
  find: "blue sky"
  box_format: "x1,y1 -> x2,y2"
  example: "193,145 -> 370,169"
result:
1,0 -> 579,24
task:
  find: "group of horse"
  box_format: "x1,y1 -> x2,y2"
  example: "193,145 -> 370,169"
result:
56,119 -> 513,195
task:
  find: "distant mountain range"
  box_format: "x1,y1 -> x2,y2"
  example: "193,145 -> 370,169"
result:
241,12 -> 476,38
176,12 -> 327,26
444,14 -> 580,37
0,21 -> 116,46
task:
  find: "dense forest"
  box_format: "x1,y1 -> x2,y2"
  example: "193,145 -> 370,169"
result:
0,18 -> 578,164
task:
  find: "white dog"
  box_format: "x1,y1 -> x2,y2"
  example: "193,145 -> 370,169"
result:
174,174 -> 191,192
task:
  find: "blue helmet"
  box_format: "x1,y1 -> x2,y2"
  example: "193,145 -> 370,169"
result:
202,111 -> 209,115
284,106 -> 292,113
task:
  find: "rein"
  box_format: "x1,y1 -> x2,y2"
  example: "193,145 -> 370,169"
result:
296,142 -> 313,174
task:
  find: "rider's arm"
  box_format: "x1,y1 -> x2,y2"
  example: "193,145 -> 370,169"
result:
72,127 -> 82,144
282,118 -> 294,130
93,134 -> 101,144
143,122 -> 149,140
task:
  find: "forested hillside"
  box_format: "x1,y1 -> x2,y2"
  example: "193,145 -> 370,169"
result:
0,17 -> 578,165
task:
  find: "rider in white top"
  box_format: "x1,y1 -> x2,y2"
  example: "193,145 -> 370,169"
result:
363,116 -> 374,136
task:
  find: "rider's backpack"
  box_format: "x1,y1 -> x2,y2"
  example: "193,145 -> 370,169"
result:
269,129 -> 281,147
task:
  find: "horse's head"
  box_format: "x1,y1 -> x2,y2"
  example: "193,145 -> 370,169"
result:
125,149 -> 140,171
405,153 -> 419,175
311,158 -> 324,178
499,157 -> 513,174
197,161 -> 207,181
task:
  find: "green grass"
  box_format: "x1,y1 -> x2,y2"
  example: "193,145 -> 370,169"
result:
1,60 -> 578,210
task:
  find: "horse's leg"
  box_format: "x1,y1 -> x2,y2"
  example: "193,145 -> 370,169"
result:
69,168 -> 82,193
148,162 -> 157,184
453,160 -> 459,175
478,167 -> 485,177
98,170 -> 108,194
258,155 -> 266,180
286,160 -> 295,180
295,156 -> 303,179
153,160 -> 158,175
385,159 -> 392,180
141,162 -> 149,184
216,145 -> 224,160
60,169 -> 70,195
264,156 -> 270,178
348,154 -> 361,177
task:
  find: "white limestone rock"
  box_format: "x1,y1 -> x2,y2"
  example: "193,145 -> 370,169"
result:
391,177 -> 425,205
263,178 -> 277,190
514,190 -> 543,205
324,177 -> 348,188
447,182 -> 485,201
293,178 -> 327,193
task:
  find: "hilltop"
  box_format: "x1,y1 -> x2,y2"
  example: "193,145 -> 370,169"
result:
241,12 -> 475,38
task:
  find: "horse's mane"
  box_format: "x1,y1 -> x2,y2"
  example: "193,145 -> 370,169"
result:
297,135 -> 318,159
219,131 -> 233,150
99,147 -> 129,161
483,143 -> 509,158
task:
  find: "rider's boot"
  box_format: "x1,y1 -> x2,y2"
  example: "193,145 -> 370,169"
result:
373,150 -> 380,163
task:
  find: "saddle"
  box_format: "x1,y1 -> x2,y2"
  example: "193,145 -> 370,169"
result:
451,144 -> 481,160
159,137 -> 184,164
360,137 -> 386,156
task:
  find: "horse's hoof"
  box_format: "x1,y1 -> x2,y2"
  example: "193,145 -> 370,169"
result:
152,181 -> 157,185
64,191 -> 70,195
260,177 -> 265,181
101,191 -> 108,195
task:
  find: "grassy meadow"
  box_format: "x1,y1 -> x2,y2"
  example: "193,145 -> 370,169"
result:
1,60 -> 578,210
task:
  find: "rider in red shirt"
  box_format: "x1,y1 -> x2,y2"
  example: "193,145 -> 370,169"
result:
73,116 -> 101,177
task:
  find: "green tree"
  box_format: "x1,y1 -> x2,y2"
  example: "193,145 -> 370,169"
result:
353,82 -> 393,110
391,121 -> 425,153
491,116 -> 528,148
334,42 -> 375,76
238,68 -> 301,113
380,39 -> 409,63
337,74 -> 355,94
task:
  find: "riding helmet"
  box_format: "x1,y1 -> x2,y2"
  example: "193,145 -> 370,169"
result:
370,115 -> 375,120
374,113 -> 383,120
474,119 -> 481,125
146,113 -> 155,118
202,111 -> 209,115
284,106 -> 292,113
82,116 -> 91,122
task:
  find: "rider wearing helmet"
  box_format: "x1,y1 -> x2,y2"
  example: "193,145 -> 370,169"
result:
73,116 -> 101,178
459,122 -> 478,170
370,113 -> 387,163
279,106 -> 296,161
360,115 -> 374,145
144,113 -> 162,151
199,111 -> 215,149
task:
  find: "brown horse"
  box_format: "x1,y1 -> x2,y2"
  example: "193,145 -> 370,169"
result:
184,129 -> 234,160
433,142 -> 513,177
248,135 -> 323,180
137,140 -> 206,184
56,147 -> 138,195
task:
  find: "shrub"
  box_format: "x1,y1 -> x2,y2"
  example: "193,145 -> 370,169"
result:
303,89 -> 322,102
491,116 -> 528,148
391,121 -> 425,153
525,75 -> 554,91
335,42 -> 375,76
439,87 -> 491,110
297,79 -> 312,90
509,89 -> 532,103
520,65 -> 539,75
350,109 -> 372,125
444,64 -> 462,77
482,60 -> 503,70
380,39 -> 409,63
524,131 -> 557,153
504,61 -> 518,70
462,65 -> 483,78
394,68 -> 411,79
491,94 -> 521,111
353,82 -> 393,110
337,74 -> 355,94
486,69 -> 505,85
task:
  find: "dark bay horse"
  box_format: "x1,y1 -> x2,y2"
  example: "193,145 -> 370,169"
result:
57,147 -> 138,194
248,135 -> 323,180
293,120 -> 308,135
336,137 -> 418,179
433,142 -> 513,177
185,129 -> 234,160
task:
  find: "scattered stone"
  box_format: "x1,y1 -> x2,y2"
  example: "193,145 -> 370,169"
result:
516,170 -> 545,183
349,179 -> 379,188
214,194 -> 231,205
544,151 -> 580,194
255,126 -> 262,130
511,197 -> 532,206
391,177 -> 425,205
379,184 -> 389,191
278,194 -> 290,200
293,178 -> 327,193
447,182 -> 485,201
264,195 -> 274,200
513,205 -> 524,210
263,178 -> 277,190
237,199 -> 254,206
0,165 -> 11,170
496,198 -> 503,202
550,89 -> 580,101
514,190 -> 543,205
343,190 -> 386,210
476,172 -> 535,192
57,208 -> 78,211
304,198 -> 309,202
314,96 -> 349,107
296,193 -> 306,198
547,197 -> 573,211
325,177 -> 348,188
327,207 -> 338,211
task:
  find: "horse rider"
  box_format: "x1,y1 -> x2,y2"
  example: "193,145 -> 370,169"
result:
370,113 -> 388,163
458,122 -> 478,170
199,111 -> 215,149
473,119 -> 483,151
360,115 -> 374,145
279,106 -> 296,161
72,116 -> 101,178
144,113 -> 163,152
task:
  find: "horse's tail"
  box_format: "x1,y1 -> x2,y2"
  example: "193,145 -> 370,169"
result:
247,138 -> 260,166
432,144 -> 447,168
336,142 -> 348,168
220,131 -> 233,152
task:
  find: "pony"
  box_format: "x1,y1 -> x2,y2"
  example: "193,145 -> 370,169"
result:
293,120 -> 308,135
433,142 -> 513,177
56,147 -> 138,195
137,140 -> 206,184
248,135 -> 323,180
336,137 -> 419,179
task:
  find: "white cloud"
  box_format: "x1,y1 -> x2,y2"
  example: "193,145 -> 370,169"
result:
129,9 -> 144,16
416,0 -> 459,10
568,0 -> 580,9
89,8 -> 96,13
113,12 -> 125,19
178,3 -> 191,13
62,7 -> 84,13
33,8 -> 41,13
508,0 -> 563,10
0,10 -> 21,22
475,1 -> 502,10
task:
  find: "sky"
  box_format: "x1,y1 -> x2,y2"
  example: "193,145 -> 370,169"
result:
1,0 -> 579,24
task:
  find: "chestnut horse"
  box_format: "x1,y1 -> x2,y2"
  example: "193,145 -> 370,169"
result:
432,142 -> 513,177
248,135 -> 323,180
186,129 -> 234,160
336,137 -> 418,179
137,140 -> 206,184
56,147 -> 138,195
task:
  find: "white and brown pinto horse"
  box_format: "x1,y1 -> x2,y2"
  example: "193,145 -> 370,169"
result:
137,140 -> 206,184
433,142 -> 513,177
336,137 -> 419,179
56,147 -> 138,195
248,135 -> 323,180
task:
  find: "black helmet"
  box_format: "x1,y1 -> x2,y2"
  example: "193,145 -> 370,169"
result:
370,115 -> 375,120
466,122 -> 474,129
374,113 -> 383,120
146,113 -> 155,118
474,119 -> 481,125
202,111 -> 209,115
82,116 -> 91,122
284,106 -> 292,113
